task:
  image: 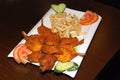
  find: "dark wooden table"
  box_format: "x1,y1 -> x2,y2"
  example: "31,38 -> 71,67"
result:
0,0 -> 120,80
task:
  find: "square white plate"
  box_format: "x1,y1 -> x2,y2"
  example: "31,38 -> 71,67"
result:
8,8 -> 102,78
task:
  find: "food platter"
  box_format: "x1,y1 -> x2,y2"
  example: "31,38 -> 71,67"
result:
8,8 -> 102,78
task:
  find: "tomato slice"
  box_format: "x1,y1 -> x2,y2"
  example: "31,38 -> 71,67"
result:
13,44 -> 23,64
13,44 -> 32,64
87,12 -> 98,25
80,10 -> 94,23
80,10 -> 99,26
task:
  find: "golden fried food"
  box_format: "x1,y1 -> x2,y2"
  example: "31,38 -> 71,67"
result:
22,31 -> 43,52
45,32 -> 60,46
60,37 -> 80,47
37,19 -> 52,37
38,34 -> 45,44
39,54 -> 57,72
27,52 -> 44,63
37,19 -> 60,46
55,45 -> 78,62
41,45 -> 62,55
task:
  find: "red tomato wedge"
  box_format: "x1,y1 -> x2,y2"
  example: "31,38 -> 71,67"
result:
80,10 -> 99,26
13,44 -> 32,64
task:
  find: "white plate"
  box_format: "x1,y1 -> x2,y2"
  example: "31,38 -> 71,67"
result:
8,8 -> 102,78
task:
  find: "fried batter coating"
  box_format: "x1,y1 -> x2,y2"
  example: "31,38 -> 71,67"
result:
38,34 -> 45,44
41,45 -> 62,55
22,31 -> 43,52
37,19 -> 52,37
56,45 -> 86,62
60,37 -> 82,47
45,32 -> 60,46
39,54 -> 57,72
37,19 -> 60,46
27,52 -> 44,63
55,45 -> 78,62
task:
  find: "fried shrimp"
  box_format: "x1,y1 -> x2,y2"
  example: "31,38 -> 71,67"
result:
55,45 -> 78,62
41,45 -> 62,55
39,54 -> 57,72
45,32 -> 60,46
37,19 -> 52,37
27,52 -> 44,63
22,31 -> 43,52
60,37 -> 84,47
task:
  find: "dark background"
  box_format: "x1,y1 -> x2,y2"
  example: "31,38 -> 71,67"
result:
95,49 -> 120,80
95,0 -> 120,9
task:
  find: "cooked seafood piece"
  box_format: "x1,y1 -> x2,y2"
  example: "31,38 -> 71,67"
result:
41,45 -> 62,55
27,52 -> 44,63
39,54 -> 57,72
55,46 -> 78,62
37,19 -> 52,37
22,31 -> 43,52
60,37 -> 84,47
45,32 -> 60,46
